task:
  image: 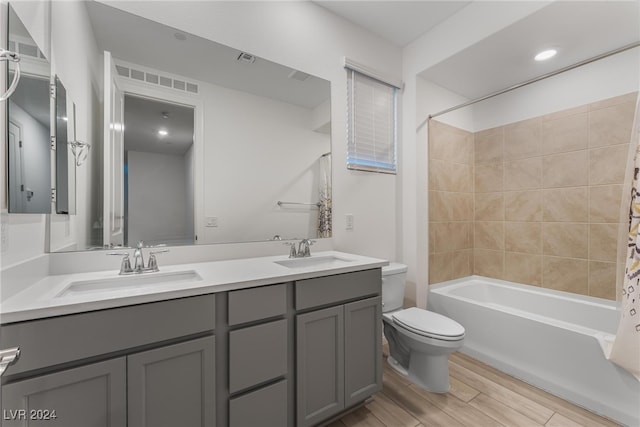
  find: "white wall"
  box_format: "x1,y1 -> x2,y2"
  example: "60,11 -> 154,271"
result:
201,82 -> 329,243
184,144 -> 194,244
472,49 -> 640,131
48,0 -> 102,253
101,0 -> 402,261
127,150 -> 192,246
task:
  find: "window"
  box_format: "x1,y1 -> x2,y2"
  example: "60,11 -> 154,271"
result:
347,68 -> 398,174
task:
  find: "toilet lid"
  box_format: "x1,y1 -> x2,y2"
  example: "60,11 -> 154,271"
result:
392,307 -> 464,341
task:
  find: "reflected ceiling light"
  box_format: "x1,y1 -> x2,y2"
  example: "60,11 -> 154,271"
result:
158,129 -> 168,136
535,49 -> 557,61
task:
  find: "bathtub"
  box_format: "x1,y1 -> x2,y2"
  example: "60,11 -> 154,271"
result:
427,276 -> 640,426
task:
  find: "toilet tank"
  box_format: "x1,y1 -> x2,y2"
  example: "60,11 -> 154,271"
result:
382,263 -> 408,313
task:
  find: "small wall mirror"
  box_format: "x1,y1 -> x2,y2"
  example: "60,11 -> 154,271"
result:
54,76 -> 75,214
6,4 -> 51,214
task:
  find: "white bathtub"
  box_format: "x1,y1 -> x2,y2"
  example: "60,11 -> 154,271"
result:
428,276 -> 640,426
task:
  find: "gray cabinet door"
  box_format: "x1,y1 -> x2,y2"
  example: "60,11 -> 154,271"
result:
296,305 -> 344,427
344,297 -> 382,407
127,336 -> 215,427
1,357 -> 127,427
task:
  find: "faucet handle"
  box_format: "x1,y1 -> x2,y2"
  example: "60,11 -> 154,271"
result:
284,242 -> 297,258
107,251 -> 133,274
147,249 -> 169,272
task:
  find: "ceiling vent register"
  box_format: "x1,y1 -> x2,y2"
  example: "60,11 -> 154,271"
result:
115,64 -> 199,94
8,40 -> 46,62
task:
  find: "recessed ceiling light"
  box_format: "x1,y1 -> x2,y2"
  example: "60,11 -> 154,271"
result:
158,130 -> 168,136
535,49 -> 557,61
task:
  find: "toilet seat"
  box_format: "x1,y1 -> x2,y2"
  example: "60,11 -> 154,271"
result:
391,307 -> 464,341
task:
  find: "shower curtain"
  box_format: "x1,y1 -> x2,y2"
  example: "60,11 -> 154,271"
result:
317,154 -> 332,238
611,94 -> 640,380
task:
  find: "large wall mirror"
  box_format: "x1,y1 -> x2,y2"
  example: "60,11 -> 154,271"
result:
47,0 -> 332,252
6,4 -> 51,214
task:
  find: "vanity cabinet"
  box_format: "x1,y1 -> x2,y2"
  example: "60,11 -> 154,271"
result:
1,266 -> 383,427
1,295 -> 216,427
295,269 -> 382,427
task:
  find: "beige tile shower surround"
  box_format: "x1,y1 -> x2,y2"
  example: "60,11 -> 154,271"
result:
428,92 -> 637,300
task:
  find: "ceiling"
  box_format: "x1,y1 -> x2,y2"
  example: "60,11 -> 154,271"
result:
314,1 -> 640,100
89,1 -> 639,110
313,1 -> 470,47
419,1 -> 640,100
124,95 -> 194,156
86,1 -> 330,110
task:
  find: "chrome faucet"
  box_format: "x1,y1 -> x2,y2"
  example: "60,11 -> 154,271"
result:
108,241 -> 169,274
284,239 -> 315,258
132,241 -> 146,273
297,239 -> 315,257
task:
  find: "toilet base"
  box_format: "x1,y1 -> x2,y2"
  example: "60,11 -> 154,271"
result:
387,354 -> 451,393
387,356 -> 408,376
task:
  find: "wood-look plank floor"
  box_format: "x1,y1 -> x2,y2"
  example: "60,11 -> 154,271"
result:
329,351 -> 621,427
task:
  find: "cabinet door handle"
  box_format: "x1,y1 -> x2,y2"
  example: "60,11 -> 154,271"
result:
0,347 -> 20,377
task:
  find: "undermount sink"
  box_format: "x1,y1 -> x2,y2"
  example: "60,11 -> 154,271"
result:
56,270 -> 202,298
274,255 -> 355,269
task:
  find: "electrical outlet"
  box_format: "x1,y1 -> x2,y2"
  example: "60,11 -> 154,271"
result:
345,214 -> 354,231
206,217 -> 218,228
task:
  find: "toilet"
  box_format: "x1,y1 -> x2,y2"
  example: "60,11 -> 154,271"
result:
382,263 -> 464,393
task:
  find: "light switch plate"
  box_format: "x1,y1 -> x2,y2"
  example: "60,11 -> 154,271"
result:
345,214 -> 354,231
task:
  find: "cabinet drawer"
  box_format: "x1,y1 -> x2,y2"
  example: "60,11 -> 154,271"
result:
295,269 -> 381,310
229,379 -> 287,427
0,295 -> 216,376
228,283 -> 286,325
229,319 -> 287,393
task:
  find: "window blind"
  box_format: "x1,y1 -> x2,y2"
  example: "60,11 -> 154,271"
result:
347,69 -> 397,174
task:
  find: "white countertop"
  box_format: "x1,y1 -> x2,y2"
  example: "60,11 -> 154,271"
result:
0,251 -> 387,323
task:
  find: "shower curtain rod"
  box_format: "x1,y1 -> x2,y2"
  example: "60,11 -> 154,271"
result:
418,41 -> 640,130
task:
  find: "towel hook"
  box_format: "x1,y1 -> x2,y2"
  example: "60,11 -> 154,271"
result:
0,49 -> 21,102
